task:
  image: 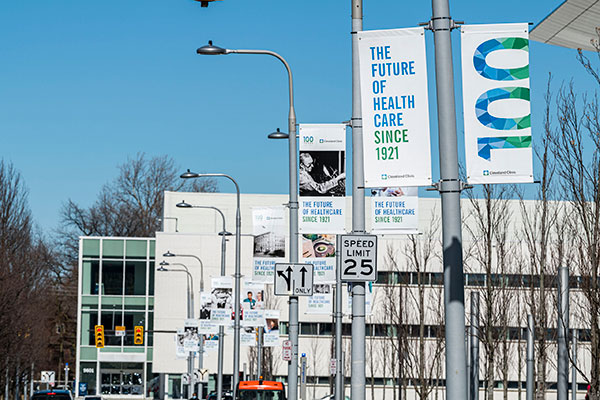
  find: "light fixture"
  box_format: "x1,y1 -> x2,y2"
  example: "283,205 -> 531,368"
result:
196,41 -> 229,55
268,128 -> 289,139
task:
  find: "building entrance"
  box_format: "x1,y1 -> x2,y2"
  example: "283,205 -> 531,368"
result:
100,363 -> 144,395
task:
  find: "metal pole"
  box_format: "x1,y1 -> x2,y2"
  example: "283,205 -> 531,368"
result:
180,173 -> 241,393
470,293 -> 479,400
257,327 -> 263,379
30,363 -> 34,397
572,329 -> 577,400
526,314 -> 534,400
558,266 -> 569,400
217,231 -> 228,398
335,235 -> 343,400
430,1 -> 467,399
350,2 -> 366,400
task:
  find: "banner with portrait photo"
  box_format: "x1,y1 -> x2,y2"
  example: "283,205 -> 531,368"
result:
263,310 -> 280,347
306,284 -> 333,315
210,277 -> 233,325
175,329 -> 186,359
461,23 -> 533,184
302,234 -> 336,283
299,124 -> 346,234
241,279 -> 265,310
183,319 -> 200,352
370,187 -> 419,234
203,336 -> 219,353
252,207 -> 286,283
358,27 -> 433,188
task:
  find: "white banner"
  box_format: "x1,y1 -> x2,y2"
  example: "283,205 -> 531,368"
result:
203,337 -> 219,352
252,207 -> 286,283
242,309 -> 265,328
175,329 -> 186,359
358,27 -> 432,188
241,332 -> 256,346
302,234 -> 336,283
461,23 -> 533,184
299,124 -> 346,234
183,319 -> 199,352
209,277 -> 233,325
306,284 -> 333,315
263,310 -> 280,347
370,187 -> 419,234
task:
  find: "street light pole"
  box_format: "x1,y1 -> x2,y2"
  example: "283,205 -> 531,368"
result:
429,0 -> 468,399
163,253 -> 207,396
350,2 -> 366,400
196,42 -> 299,400
158,262 -> 195,396
181,172 -> 242,394
174,201 -> 232,399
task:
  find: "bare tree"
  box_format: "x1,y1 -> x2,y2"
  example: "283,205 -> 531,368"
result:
59,153 -> 217,257
550,48 -> 600,396
464,184 -> 513,400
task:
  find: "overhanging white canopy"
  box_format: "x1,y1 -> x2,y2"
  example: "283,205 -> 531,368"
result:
531,0 -> 600,52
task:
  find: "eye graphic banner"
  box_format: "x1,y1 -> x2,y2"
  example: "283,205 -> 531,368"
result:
299,124 -> 346,234
358,27 -> 432,188
302,234 -> 336,283
461,23 -> 533,184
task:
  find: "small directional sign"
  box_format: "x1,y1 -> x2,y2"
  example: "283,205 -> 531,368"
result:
340,234 -> 378,282
274,263 -> 314,296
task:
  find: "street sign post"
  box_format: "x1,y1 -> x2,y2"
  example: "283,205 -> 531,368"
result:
274,263 -> 314,296
340,235 -> 377,281
300,354 -> 307,400
182,373 -> 191,385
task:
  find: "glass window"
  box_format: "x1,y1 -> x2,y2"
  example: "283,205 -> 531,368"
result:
102,261 -> 124,295
81,311 -> 98,346
147,312 -> 154,346
430,273 -> 443,285
103,239 -> 124,258
149,241 -> 155,259
101,311 -> 123,346
82,260 -> 100,295
300,323 -> 318,335
149,262 -> 155,296
126,240 -> 148,259
125,261 -> 147,295
83,239 -> 100,258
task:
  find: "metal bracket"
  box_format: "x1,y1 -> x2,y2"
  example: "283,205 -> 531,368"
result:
420,17 -> 463,32
428,179 -> 472,193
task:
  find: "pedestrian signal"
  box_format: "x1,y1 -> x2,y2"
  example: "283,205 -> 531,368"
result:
134,326 -> 144,345
94,325 -> 104,348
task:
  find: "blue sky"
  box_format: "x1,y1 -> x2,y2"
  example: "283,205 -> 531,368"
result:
0,0 -> 596,232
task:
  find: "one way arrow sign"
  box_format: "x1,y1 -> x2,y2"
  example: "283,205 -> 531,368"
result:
274,263 -> 314,296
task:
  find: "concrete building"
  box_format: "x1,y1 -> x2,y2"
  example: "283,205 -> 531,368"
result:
76,191 -> 593,400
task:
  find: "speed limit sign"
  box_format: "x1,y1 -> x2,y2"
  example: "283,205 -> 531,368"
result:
340,234 -> 377,281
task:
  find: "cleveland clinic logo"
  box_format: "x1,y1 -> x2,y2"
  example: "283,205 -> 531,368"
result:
381,174 -> 388,180
483,170 -> 489,176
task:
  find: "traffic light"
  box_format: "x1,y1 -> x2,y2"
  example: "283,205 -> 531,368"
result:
94,325 -> 104,348
134,326 -> 144,345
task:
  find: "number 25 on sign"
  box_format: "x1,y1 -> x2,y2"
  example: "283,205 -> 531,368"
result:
340,234 -> 378,282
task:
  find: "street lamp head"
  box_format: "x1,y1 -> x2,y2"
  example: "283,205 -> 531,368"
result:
268,128 -> 289,139
163,251 -> 176,258
176,200 -> 193,208
196,40 -> 229,55
180,169 -> 199,179
219,230 -> 233,236
159,260 -> 170,267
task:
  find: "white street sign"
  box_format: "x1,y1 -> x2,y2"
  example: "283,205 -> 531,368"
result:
282,348 -> 292,361
274,263 -> 314,296
195,369 -> 209,383
282,339 -> 292,350
340,235 -> 378,281
182,373 -> 190,385
330,359 -> 337,375
40,371 -> 55,384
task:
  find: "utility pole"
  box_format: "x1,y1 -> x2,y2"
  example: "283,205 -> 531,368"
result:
429,0 -> 468,399
334,236 -> 343,400
558,266 -> 569,400
350,3 -> 366,400
470,293 -> 479,400
526,314 -> 534,400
